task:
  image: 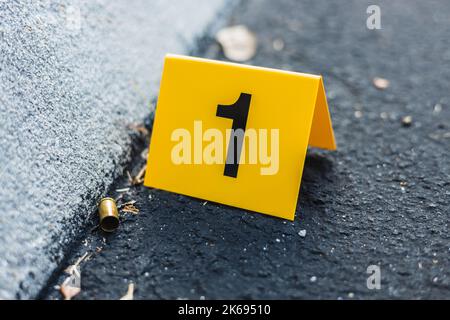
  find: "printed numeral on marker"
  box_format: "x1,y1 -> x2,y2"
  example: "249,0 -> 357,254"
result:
216,93 -> 252,178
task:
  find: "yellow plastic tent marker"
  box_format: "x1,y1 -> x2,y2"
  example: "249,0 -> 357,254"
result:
144,54 -> 336,220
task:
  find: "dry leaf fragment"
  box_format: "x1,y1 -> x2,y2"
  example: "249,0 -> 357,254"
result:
122,203 -> 139,214
60,279 -> 80,300
216,25 -> 257,62
118,200 -> 137,209
60,252 -> 90,300
120,283 -> 134,300
373,77 -> 390,90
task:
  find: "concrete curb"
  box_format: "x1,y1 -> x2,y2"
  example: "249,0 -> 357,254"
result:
0,0 -> 232,299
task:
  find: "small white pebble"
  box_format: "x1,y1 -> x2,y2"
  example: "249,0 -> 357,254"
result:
401,115 -> 413,127
275,238 -> 281,243
373,77 -> 390,90
200,296 -> 206,300
310,276 -> 317,282
298,229 -> 307,237
348,292 -> 355,298
433,104 -> 442,114
272,38 -> 285,51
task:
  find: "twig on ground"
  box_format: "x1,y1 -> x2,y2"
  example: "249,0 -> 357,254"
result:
120,283 -> 135,300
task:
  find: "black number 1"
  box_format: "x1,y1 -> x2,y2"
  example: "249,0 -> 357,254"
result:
216,92 -> 252,178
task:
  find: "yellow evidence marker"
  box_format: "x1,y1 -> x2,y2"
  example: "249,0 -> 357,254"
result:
144,54 -> 336,220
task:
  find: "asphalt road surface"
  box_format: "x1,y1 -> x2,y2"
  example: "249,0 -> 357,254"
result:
43,0 -> 449,299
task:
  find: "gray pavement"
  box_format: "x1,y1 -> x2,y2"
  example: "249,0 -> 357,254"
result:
0,0 -> 231,299
41,0 -> 450,299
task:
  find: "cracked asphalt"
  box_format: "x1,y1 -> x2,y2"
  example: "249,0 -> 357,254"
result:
43,0 -> 449,299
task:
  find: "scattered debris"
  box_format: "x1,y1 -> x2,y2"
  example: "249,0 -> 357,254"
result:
115,193 -> 125,203
310,276 -> 317,282
128,165 -> 147,186
433,103 -> 442,114
401,115 -> 413,127
118,200 -> 137,209
120,283 -> 135,300
133,165 -> 146,185
141,148 -> 149,160
60,252 -> 90,300
128,123 -> 149,137
122,203 -> 140,215
373,77 -> 390,90
202,201 -> 208,206
60,270 -> 81,300
272,38 -> 285,51
429,131 -> 450,140
216,25 -> 257,62
90,224 -> 100,233
348,292 -> 355,299
354,110 -> 363,118
298,229 -> 307,238
126,170 -> 133,185
116,187 -> 130,193
98,198 -> 120,232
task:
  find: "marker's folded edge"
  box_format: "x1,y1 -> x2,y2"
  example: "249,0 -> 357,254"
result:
308,77 -> 337,150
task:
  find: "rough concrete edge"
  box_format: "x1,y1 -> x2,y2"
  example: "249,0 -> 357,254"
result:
31,0 -> 238,300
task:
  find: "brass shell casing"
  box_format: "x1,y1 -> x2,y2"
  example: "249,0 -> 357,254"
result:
98,197 -> 119,232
